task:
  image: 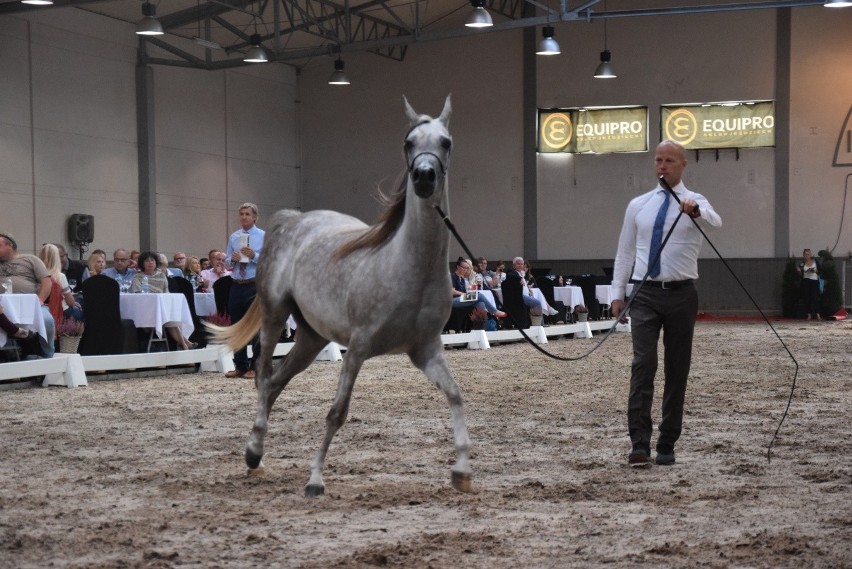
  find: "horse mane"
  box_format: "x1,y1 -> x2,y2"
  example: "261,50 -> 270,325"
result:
332,173 -> 407,261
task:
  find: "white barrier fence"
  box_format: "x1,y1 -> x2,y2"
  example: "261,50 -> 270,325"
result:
0,319 -> 629,387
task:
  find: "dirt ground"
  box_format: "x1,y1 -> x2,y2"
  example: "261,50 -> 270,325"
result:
1,320 -> 850,568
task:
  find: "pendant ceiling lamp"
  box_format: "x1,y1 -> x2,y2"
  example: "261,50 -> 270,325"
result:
243,33 -> 268,63
328,58 -> 351,85
136,2 -> 164,36
536,26 -> 560,55
465,0 -> 493,28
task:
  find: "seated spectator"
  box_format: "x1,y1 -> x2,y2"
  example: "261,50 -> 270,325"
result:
475,257 -> 499,289
102,248 -> 137,289
86,251 -> 107,279
495,260 -> 507,284
200,257 -> 210,271
451,258 -> 506,319
81,248 -> 107,282
183,256 -> 207,291
131,251 -> 169,293
129,249 -> 140,269
168,252 -> 187,277
523,259 -> 538,288
38,244 -> 83,324
55,243 -> 85,291
507,256 -> 543,324
131,251 -> 196,350
0,232 -> 55,357
200,250 -> 231,288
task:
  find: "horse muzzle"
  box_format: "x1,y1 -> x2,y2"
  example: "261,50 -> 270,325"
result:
410,157 -> 445,198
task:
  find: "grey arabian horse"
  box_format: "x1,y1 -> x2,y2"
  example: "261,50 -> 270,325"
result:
209,95 -> 472,497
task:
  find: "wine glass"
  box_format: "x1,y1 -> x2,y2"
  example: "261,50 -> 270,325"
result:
68,278 -> 77,291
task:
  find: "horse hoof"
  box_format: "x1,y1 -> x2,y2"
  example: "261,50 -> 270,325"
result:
304,484 -> 325,498
451,471 -> 473,493
247,465 -> 266,477
245,449 -> 263,470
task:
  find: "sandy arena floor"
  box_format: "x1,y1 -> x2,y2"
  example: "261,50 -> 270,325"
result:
1,320 -> 850,568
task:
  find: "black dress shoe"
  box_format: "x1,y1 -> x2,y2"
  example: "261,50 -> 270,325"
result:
628,448 -> 651,468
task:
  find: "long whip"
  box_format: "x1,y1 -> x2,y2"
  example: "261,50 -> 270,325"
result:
655,176 -> 799,463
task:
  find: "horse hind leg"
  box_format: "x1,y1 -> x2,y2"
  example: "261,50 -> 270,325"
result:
305,350 -> 365,498
409,341 -> 473,493
245,315 -> 326,474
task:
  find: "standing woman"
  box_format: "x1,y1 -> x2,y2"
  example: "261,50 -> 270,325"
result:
796,248 -> 822,321
38,244 -> 83,324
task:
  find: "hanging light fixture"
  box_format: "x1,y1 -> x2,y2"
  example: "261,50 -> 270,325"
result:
465,0 -> 493,28
136,2 -> 164,36
328,58 -> 351,85
824,0 -> 852,6
593,9 -> 616,78
20,0 -> 53,6
536,26 -> 561,55
594,50 -> 616,78
243,33 -> 268,63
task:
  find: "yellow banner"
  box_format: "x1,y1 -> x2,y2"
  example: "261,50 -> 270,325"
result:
538,107 -> 648,154
661,102 -> 775,149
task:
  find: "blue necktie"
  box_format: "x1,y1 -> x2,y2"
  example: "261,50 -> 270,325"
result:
648,191 -> 670,278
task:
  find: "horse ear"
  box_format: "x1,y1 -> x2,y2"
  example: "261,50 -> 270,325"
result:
403,96 -> 419,126
438,94 -> 452,126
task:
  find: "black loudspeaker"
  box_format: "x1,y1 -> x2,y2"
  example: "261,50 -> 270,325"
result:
68,214 -> 95,243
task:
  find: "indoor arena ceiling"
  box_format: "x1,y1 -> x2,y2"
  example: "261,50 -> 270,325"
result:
0,0 -> 829,70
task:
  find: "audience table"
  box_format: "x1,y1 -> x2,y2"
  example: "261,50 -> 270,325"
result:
119,293 -> 194,339
0,293 -> 48,347
553,286 -> 585,313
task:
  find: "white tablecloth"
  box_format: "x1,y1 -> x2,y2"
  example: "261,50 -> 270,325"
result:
553,286 -> 585,312
0,293 -> 48,346
194,292 -> 216,317
119,293 -> 194,338
595,284 -> 634,305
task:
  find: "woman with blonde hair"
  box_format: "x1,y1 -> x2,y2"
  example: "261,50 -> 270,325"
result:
86,251 -> 107,278
37,243 -> 83,328
183,255 -> 207,291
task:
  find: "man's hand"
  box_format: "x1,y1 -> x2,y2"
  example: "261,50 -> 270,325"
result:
680,199 -> 700,218
611,298 -> 629,324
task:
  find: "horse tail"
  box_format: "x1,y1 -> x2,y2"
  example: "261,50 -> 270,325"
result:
332,174 -> 407,260
205,299 -> 263,350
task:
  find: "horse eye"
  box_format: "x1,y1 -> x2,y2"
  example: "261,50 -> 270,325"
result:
441,137 -> 452,150
403,140 -> 413,152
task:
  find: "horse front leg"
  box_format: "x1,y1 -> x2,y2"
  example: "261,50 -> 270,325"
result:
246,325 -> 326,475
409,342 -> 472,493
305,353 -> 364,498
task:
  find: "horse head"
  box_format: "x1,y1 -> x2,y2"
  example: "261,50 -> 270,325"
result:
403,95 -> 452,199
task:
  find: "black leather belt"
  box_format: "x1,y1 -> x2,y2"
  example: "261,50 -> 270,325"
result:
233,278 -> 255,285
631,279 -> 693,290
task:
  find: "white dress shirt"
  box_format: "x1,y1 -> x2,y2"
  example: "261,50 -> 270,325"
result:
612,181 -> 722,301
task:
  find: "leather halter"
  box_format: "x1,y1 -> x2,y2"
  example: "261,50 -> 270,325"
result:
404,119 -> 451,176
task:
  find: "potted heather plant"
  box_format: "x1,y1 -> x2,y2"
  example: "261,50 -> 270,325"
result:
574,304 -> 589,322
56,318 -> 84,353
